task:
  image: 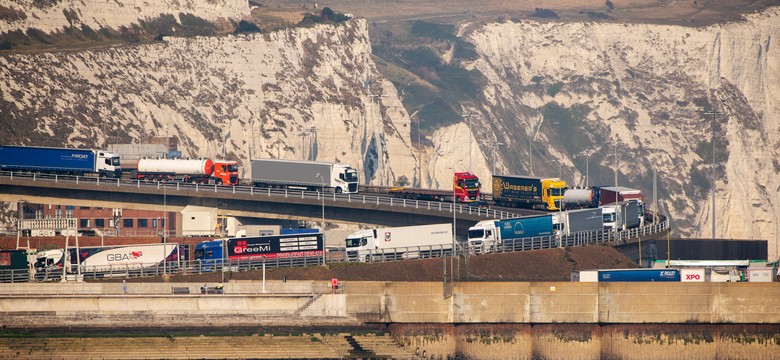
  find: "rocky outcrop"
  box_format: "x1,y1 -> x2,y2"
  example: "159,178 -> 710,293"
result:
463,9 -> 779,257
0,0 -> 248,34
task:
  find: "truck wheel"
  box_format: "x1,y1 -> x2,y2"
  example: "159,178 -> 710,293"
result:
215,179 -> 223,186
335,187 -> 342,193
365,255 -> 372,262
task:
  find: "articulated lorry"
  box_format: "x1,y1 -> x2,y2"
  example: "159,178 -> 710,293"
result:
34,243 -> 183,279
492,175 -> 567,211
0,145 -> 121,178
389,172 -> 482,202
553,208 -> 604,236
345,224 -> 453,262
194,233 -> 324,270
562,186 -> 645,226
131,158 -> 239,185
468,215 -> 554,254
602,200 -> 641,231
251,158 -> 358,193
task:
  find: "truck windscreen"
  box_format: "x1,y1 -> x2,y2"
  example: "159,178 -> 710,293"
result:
344,171 -> 358,182
111,157 -> 120,166
228,164 -> 239,172
464,179 -> 479,188
551,187 -> 567,196
345,238 -> 362,248
467,229 -> 484,240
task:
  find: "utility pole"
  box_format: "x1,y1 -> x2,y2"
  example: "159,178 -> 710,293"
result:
614,139 -> 618,186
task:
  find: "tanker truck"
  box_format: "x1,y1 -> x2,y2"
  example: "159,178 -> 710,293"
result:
0,145 -> 121,178
132,158 -> 239,185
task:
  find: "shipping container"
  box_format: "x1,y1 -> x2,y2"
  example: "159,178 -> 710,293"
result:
680,268 -> 709,282
597,268 -> 680,282
747,268 -> 776,282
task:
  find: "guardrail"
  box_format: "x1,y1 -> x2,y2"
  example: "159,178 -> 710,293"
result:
0,171 -> 519,220
19,216 -> 669,283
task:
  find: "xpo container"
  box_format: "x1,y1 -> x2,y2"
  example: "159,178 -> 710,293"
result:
680,268 -> 709,282
251,158 -> 358,193
0,145 -> 121,178
345,224 -> 453,262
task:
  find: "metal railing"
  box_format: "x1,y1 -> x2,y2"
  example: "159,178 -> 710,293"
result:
1,171 -> 519,220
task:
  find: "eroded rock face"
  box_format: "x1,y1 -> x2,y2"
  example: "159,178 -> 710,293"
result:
1,1 -> 778,258
463,9 -> 779,256
0,0 -> 248,34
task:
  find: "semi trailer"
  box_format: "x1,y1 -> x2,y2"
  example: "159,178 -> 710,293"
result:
0,145 -> 121,178
34,243 -> 184,279
345,223 -> 453,262
553,208 -> 604,236
388,172 -> 482,202
250,158 -> 358,193
131,158 -> 239,185
194,233 -> 324,270
492,175 -> 567,211
468,215 -> 554,254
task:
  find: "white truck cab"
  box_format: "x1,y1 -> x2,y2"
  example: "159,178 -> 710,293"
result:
96,150 -> 122,178
467,220 -> 499,254
602,206 -> 617,230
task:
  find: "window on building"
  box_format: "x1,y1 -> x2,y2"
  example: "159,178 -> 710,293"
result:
66,210 -> 73,218
55,209 -> 62,218
80,206 -> 90,210
79,219 -> 89,228
95,219 -> 105,228
123,219 -> 134,228
65,205 -> 75,210
152,219 -> 158,228
138,219 -> 148,228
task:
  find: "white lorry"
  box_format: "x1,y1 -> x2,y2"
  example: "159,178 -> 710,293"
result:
34,243 -> 182,279
250,158 -> 359,193
345,223 -> 453,262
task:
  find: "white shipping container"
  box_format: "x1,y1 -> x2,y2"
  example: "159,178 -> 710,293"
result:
578,270 -> 599,282
747,268 -> 776,282
680,268 -> 708,282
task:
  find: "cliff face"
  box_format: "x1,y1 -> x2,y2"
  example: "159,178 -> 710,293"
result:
1,1 -> 778,258
0,0 -> 248,34
463,9 -> 779,256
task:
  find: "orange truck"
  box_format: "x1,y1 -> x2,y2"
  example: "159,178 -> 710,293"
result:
388,171 -> 482,202
133,158 -> 239,185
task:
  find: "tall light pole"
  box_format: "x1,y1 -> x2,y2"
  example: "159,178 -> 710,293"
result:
529,116 -> 542,176
613,138 -> 618,186
316,173 -> 325,266
462,111 -> 477,170
704,110 -> 721,241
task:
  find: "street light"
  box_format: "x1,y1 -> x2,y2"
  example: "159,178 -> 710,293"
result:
316,173 -> 325,266
488,141 -> 504,175
528,116 -> 542,176
462,111 -> 478,170
704,110 -> 722,241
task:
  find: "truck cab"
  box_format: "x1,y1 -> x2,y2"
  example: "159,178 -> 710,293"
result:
602,206 -> 617,230
333,164 -> 359,193
454,172 -> 481,202
467,220 -> 499,254
542,178 -> 567,211
96,151 -> 122,178
345,229 -> 376,261
212,160 -> 239,185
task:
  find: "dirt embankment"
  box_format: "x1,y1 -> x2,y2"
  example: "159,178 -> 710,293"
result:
159,245 -> 635,283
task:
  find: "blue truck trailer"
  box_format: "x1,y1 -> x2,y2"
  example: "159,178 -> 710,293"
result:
0,145 -> 121,178
597,268 -> 680,282
467,215 -> 554,254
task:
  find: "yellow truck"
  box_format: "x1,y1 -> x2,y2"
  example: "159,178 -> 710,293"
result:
491,175 -> 567,211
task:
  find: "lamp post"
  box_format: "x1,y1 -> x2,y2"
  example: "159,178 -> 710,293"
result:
489,141 -> 504,175
316,173 -> 325,266
529,116 -> 542,176
704,110 -> 721,242
613,138 -> 618,186
462,112 -> 478,170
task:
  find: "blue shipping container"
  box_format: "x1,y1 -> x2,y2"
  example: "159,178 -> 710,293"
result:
0,146 -> 95,173
598,269 -> 680,282
498,215 -> 553,240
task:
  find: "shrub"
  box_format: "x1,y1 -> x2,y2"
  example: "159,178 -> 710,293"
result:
547,82 -> 563,97
532,8 -> 559,19
0,40 -> 14,50
410,21 -> 456,40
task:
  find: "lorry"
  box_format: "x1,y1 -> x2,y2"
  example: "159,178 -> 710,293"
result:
602,201 -> 641,231
467,215 -> 554,254
194,233 -> 324,270
598,186 -> 645,226
553,208 -> 604,236
0,145 -> 121,178
34,243 -> 184,279
250,158 -> 358,193
388,172 -> 481,202
131,158 -> 239,185
345,223 -> 453,262
574,268 -> 681,282
491,175 -> 567,211
0,249 -> 31,283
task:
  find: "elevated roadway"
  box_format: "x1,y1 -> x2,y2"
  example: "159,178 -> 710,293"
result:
0,172 -> 518,232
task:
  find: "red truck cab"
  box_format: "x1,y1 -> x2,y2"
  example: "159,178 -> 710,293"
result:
213,160 -> 239,185
453,172 -> 481,202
